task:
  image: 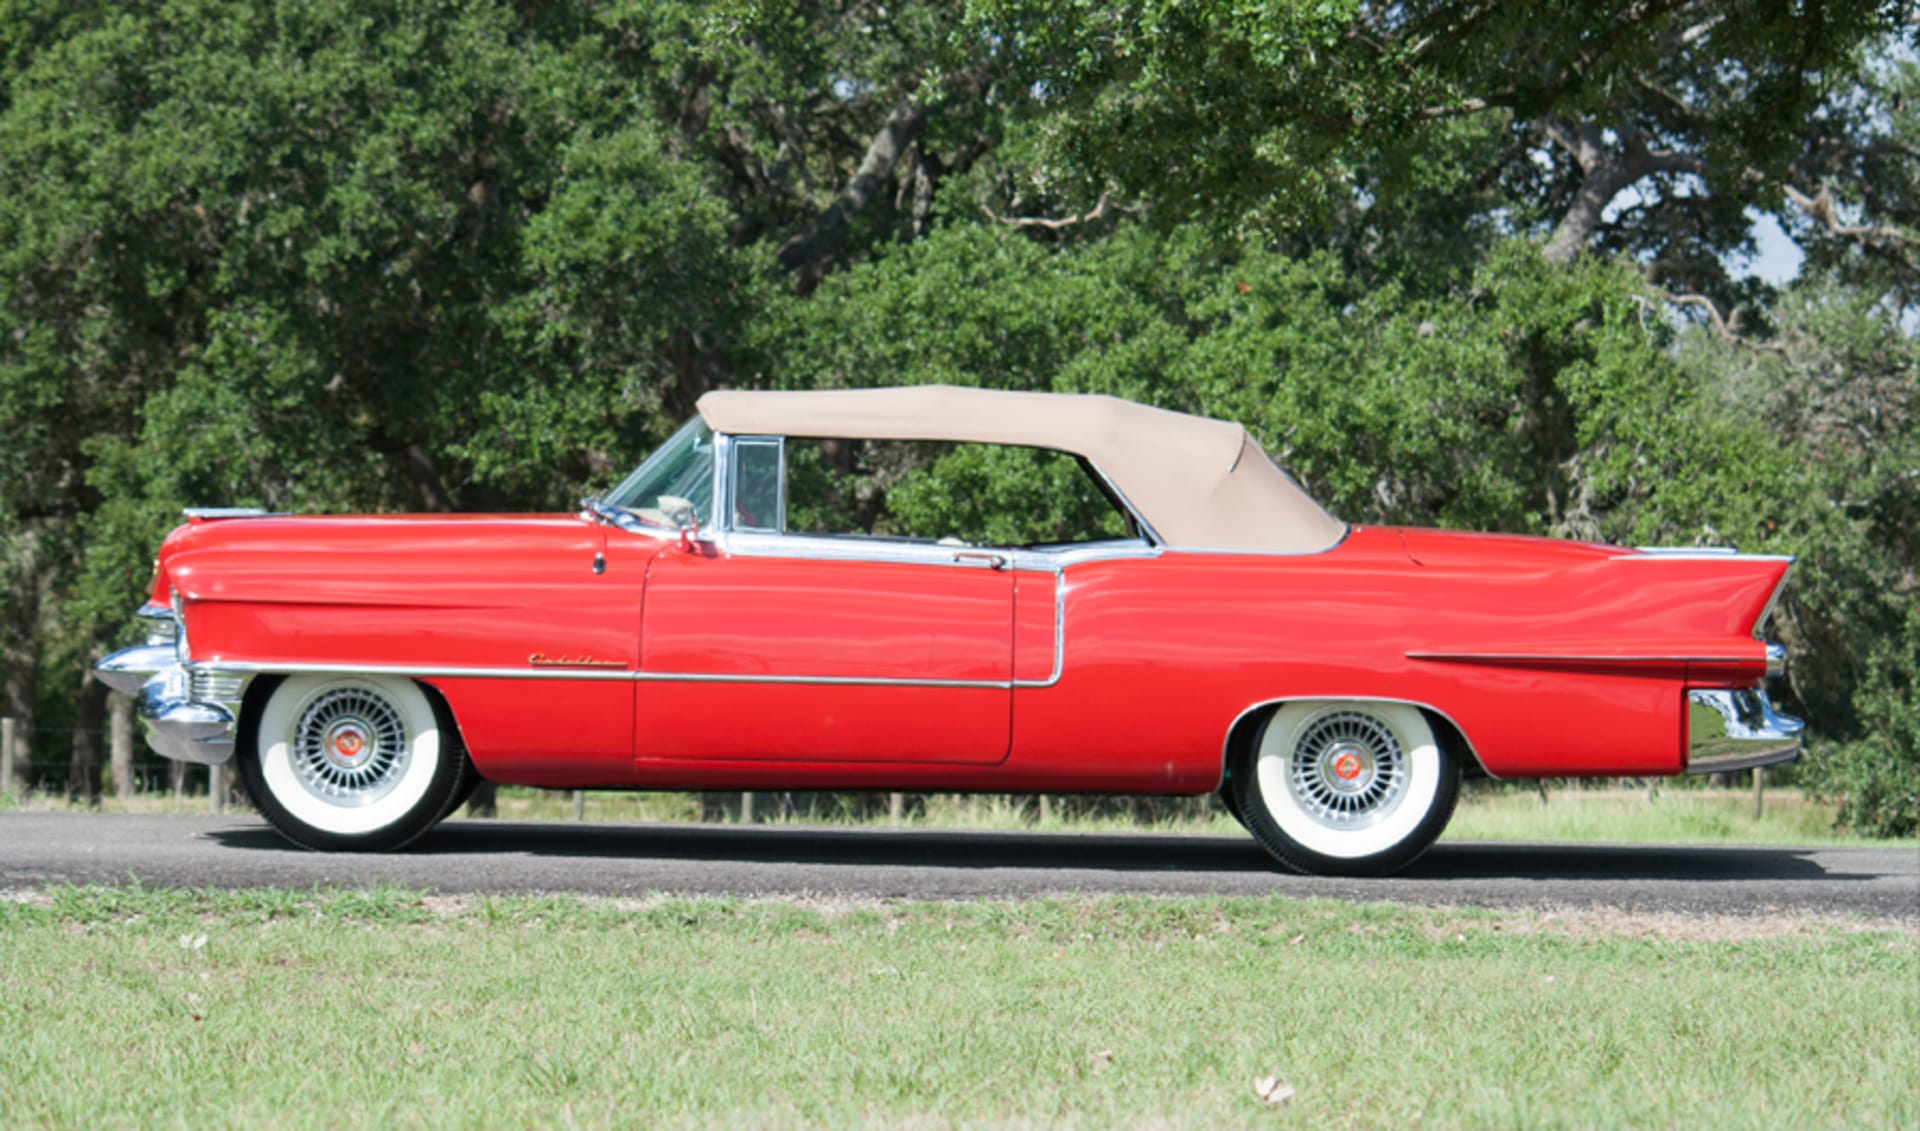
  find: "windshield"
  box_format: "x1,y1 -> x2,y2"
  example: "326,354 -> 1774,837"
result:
601,418 -> 714,530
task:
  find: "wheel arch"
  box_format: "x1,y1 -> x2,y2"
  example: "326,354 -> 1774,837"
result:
1219,696 -> 1489,786
234,672 -> 474,770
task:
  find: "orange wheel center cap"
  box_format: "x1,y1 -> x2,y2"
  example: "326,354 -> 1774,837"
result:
323,723 -> 371,769
1333,751 -> 1364,780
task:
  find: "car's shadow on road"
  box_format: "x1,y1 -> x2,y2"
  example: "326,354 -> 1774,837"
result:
208,820 -> 1858,883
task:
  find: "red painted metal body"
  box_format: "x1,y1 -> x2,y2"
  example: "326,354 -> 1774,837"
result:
154,513 -> 1785,792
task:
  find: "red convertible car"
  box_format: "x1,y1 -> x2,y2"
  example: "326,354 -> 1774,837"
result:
96,386 -> 1802,874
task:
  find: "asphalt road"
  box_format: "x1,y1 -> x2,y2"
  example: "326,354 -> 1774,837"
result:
2,812 -> 1915,918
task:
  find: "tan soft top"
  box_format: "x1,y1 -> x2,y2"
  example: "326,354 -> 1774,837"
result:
696,386 -> 1345,553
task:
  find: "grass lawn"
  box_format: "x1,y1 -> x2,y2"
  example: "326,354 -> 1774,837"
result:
1,887 -> 1914,1129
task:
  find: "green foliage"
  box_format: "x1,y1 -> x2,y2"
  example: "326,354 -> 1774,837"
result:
1810,601 -> 1920,838
0,1 -> 1911,819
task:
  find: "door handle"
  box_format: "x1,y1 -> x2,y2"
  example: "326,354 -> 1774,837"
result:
951,552 -> 1008,570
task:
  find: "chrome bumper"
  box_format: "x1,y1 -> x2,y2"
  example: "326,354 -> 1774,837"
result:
95,644 -> 250,767
1686,687 -> 1804,775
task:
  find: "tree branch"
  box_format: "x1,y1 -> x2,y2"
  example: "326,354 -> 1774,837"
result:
981,192 -> 1118,231
1783,184 -> 1913,247
1635,290 -> 1787,353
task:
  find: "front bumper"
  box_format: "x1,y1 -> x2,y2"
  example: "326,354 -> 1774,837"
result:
95,644 -> 250,766
1685,687 -> 1804,775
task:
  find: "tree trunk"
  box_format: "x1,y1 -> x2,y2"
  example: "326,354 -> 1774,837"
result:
110,693 -> 134,799
1,537 -> 41,794
777,97 -> 933,284
69,670 -> 106,806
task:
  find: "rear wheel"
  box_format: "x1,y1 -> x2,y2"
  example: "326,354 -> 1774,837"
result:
1234,700 -> 1459,876
238,673 -> 467,851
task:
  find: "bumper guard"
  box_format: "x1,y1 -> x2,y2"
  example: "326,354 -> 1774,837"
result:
1686,687 -> 1804,775
95,644 -> 250,767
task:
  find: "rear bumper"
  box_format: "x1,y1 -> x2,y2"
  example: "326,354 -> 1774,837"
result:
95,644 -> 250,767
1686,688 -> 1804,775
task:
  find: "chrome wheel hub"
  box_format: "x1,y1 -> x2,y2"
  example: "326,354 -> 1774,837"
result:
1285,710 -> 1407,828
291,686 -> 409,806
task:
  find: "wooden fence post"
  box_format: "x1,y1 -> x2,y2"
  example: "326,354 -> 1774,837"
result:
1752,766 -> 1765,821
110,695 -> 134,801
572,789 -> 585,820
740,791 -> 756,824
1,716 -> 14,794
209,763 -> 226,814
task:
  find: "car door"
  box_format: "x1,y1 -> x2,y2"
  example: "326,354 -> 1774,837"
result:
635,541 -> 1013,763
633,433 -> 1014,764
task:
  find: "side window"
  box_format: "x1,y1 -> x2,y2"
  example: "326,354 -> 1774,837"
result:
730,437 -> 783,532
783,439 -> 1132,547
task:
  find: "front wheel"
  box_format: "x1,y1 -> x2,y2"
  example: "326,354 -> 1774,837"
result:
1234,700 -> 1459,876
238,673 -> 469,851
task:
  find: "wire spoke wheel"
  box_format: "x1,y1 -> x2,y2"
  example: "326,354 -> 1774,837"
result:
290,686 -> 411,806
1283,710 -> 1409,829
1237,700 -> 1460,876
240,673 -> 468,851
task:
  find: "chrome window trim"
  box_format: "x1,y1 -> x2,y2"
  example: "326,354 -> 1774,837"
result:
725,434 -> 786,534
716,529 -> 1160,574
720,530 -> 1003,568
708,431 -> 730,534
1153,525 -> 1354,557
1077,456 -> 1164,547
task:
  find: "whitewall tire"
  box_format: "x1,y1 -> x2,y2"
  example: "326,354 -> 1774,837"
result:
1234,700 -> 1460,876
239,673 -> 468,851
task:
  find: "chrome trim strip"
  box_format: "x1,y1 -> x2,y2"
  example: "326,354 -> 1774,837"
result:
1620,551 -> 1796,563
1752,559 -> 1796,639
188,659 -> 1068,690
199,660 -> 641,682
1765,642 -> 1787,679
182,507 -> 275,520
1408,652 -> 1756,664
1004,542 -> 1161,570
181,575 -> 1073,691
1634,545 -> 1738,555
